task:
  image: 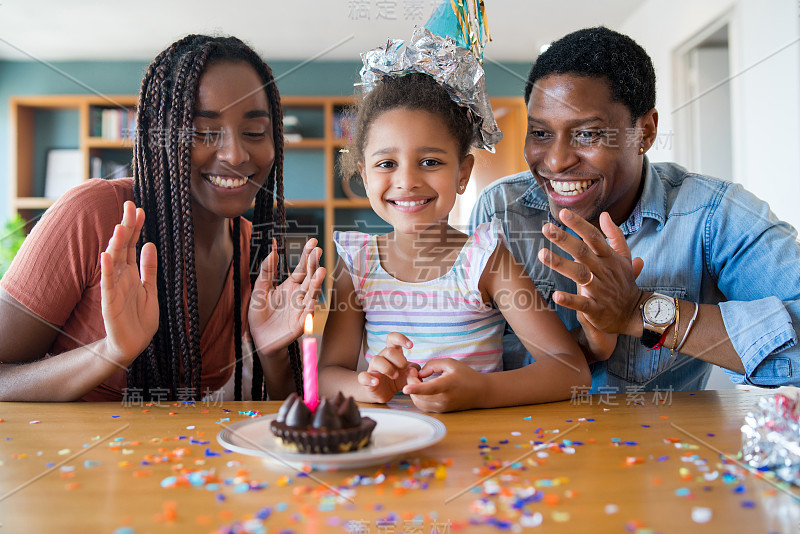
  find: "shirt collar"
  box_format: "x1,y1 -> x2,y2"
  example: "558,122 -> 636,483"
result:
516,172 -> 550,211
635,156 -> 668,232
517,157 -> 668,234
618,201 -> 643,235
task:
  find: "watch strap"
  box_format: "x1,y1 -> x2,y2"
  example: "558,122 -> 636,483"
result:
641,328 -> 664,349
646,330 -> 669,351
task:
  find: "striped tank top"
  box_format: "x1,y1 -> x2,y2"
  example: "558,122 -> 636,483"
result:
333,218 -> 506,373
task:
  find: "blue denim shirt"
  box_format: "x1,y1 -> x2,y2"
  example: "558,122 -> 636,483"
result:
469,158 -> 799,391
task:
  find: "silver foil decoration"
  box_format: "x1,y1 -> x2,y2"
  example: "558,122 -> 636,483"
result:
741,391 -> 800,486
359,26 -> 502,153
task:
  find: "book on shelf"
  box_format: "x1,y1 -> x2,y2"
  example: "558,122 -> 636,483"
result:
332,110 -> 353,140
283,115 -> 302,143
90,107 -> 137,141
90,156 -> 130,180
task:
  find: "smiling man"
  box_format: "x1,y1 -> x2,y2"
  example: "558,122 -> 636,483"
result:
470,26 -> 800,392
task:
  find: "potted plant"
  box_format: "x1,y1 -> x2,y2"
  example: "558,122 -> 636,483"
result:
0,215 -> 26,278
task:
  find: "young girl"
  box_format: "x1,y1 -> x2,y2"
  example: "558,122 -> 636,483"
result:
318,71 -> 593,413
0,35 -> 325,402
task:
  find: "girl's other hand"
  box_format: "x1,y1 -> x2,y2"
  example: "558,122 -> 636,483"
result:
576,310 -> 618,363
100,201 -> 159,365
356,332 -> 419,403
402,358 -> 483,412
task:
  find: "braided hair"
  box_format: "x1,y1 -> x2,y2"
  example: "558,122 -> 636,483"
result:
130,34 -> 303,401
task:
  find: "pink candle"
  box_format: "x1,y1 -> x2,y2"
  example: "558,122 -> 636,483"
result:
302,313 -> 319,412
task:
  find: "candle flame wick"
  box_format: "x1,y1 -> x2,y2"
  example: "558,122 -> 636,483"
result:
304,313 -> 314,335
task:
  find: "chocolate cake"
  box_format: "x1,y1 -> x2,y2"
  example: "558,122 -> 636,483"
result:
270,392 -> 376,454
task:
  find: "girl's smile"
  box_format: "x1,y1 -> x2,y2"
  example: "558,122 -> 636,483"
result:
385,195 -> 435,212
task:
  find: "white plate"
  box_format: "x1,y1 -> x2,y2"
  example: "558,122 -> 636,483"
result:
217,409 -> 446,471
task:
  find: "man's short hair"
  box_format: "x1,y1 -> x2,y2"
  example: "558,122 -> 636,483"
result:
524,27 -> 656,120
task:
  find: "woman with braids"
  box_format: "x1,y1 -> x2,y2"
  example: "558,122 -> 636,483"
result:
0,35 -> 325,401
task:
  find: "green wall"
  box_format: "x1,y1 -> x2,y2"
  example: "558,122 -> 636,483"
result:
0,59 -> 530,225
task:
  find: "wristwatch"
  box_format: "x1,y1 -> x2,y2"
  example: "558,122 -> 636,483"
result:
640,292 -> 676,348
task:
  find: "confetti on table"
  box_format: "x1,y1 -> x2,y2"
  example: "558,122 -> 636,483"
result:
691,506 -> 712,523
552,510 -> 571,522
605,504 -> 619,514
195,515 -> 213,526
160,500 -> 178,522
519,511 -> 543,527
435,465 -> 447,480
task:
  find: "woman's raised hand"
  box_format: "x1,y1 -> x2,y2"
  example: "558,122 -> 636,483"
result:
249,238 -> 326,355
100,201 -> 159,366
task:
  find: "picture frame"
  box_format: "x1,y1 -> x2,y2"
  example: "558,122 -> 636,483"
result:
44,148 -> 84,199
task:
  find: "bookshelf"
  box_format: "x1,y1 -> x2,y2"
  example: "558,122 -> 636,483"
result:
9,94 -> 528,326
10,95 -> 138,230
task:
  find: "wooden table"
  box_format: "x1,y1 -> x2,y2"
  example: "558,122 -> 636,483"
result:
1,389 -> 798,533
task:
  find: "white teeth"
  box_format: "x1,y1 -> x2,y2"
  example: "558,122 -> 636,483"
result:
393,199 -> 430,207
550,180 -> 592,196
207,175 -> 249,188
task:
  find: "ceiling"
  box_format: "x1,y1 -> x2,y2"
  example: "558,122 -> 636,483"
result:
0,0 -> 641,62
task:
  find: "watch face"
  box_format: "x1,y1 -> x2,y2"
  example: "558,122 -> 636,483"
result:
644,296 -> 675,326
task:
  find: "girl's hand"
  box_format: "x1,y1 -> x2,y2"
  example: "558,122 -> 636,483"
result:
100,201 -> 159,365
356,332 -> 420,403
576,310 -> 618,363
402,358 -> 483,412
249,238 -> 326,355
